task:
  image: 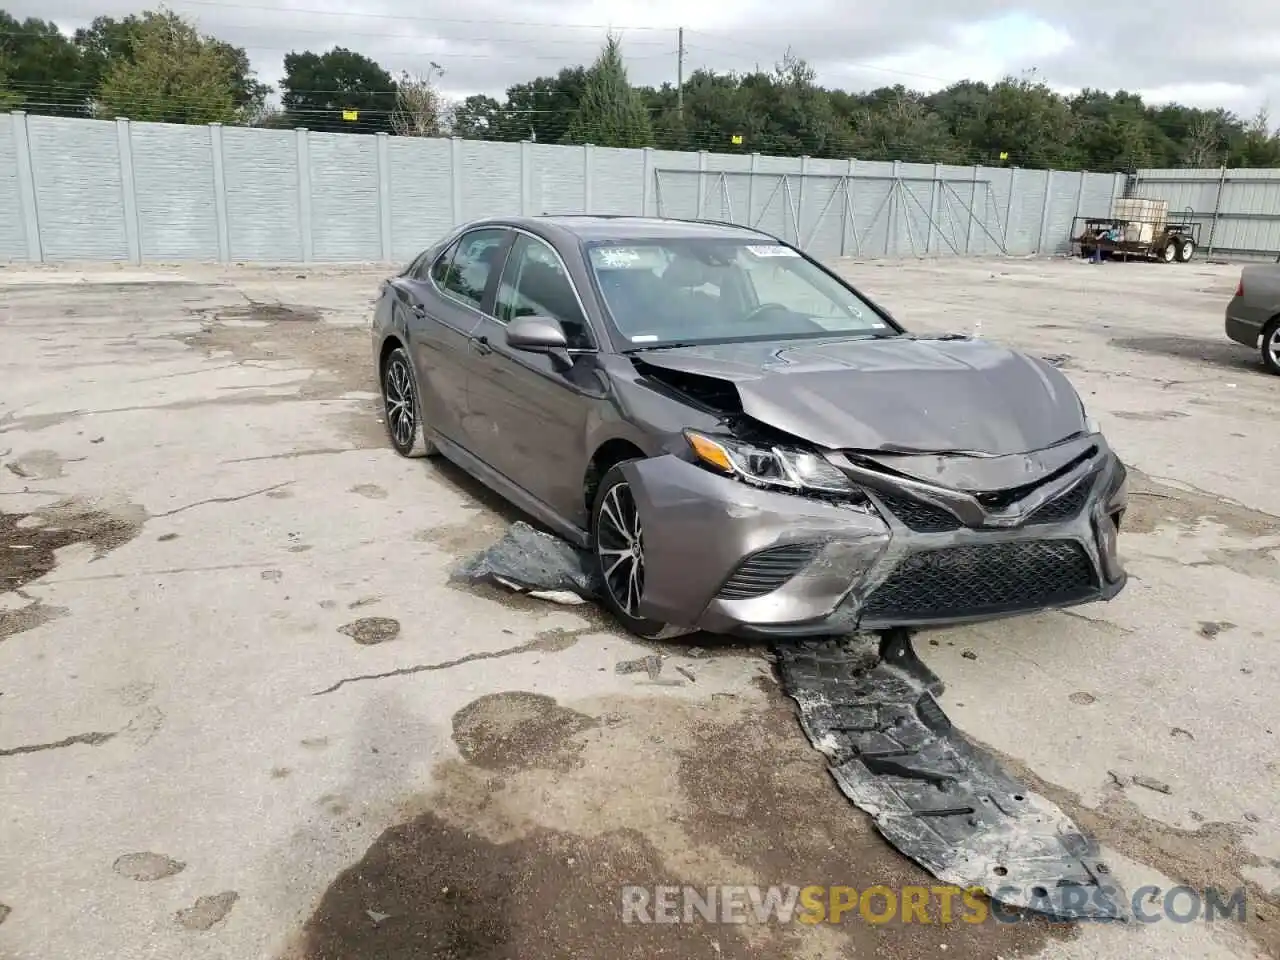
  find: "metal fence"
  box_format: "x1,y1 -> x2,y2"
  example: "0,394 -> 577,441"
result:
2,110 -> 1127,265
1130,168 -> 1280,260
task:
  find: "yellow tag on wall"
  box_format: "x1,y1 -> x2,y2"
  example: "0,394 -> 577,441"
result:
342,109 -> 359,121
998,151 -> 1009,160
731,134 -> 743,145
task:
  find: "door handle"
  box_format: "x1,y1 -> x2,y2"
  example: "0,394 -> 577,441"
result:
470,335 -> 492,356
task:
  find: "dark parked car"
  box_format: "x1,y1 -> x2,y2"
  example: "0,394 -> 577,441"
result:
372,216 -> 1129,639
1225,264 -> 1280,375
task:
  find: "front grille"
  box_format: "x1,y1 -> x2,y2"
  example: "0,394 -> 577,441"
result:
717,543 -> 819,600
1028,479 -> 1092,524
861,540 -> 1096,621
874,492 -> 961,532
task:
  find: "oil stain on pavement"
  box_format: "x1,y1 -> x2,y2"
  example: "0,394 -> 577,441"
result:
288,686 -> 1072,959
0,500 -> 142,640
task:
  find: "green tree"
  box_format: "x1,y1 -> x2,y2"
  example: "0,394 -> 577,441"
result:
502,66 -> 587,142
849,93 -> 964,163
563,35 -> 653,148
281,47 -> 396,134
452,94 -> 511,139
95,12 -> 245,124
0,13 -> 91,115
0,51 -> 21,111
73,13 -> 267,119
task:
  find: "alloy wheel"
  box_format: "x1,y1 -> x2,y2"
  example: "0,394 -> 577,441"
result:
1268,326 -> 1280,370
384,355 -> 417,450
597,481 -> 644,617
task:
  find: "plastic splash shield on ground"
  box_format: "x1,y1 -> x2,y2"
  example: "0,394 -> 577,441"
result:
457,522 -> 1129,921
774,632 -> 1128,921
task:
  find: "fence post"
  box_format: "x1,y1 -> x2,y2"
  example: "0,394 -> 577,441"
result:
209,123 -> 230,262
376,133 -> 392,262
295,128 -> 313,262
1036,169 -> 1054,255
1003,167 -> 1018,253
10,112 -> 43,263
449,137 -> 463,227
520,140 -> 533,216
1073,170 -> 1087,221
583,143 -> 594,213
966,165 -> 980,254
797,155 -> 810,248
1207,165 -> 1227,258
115,118 -> 142,264
927,162 -> 941,255
842,158 -> 856,256
640,146 -> 653,216
696,150 -> 708,217
747,153 -> 759,227
888,159 -> 901,256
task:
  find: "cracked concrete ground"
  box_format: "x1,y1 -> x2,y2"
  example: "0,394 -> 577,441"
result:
0,255 -> 1276,960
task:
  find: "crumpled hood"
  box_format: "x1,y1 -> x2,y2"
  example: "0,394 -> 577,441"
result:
635,335 -> 1087,454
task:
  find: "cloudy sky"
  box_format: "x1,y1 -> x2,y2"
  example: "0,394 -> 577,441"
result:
7,0 -> 1278,118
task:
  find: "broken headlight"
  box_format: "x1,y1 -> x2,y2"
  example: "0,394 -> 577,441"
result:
684,430 -> 857,494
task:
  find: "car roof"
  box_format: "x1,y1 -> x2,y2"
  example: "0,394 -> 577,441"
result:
466,215 -> 777,244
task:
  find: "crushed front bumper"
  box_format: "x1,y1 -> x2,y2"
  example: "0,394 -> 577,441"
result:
621,445 -> 1128,638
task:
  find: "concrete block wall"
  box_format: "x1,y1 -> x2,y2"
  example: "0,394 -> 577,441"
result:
1,111 -> 1129,265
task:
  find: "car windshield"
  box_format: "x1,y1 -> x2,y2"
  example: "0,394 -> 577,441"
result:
585,238 -> 894,348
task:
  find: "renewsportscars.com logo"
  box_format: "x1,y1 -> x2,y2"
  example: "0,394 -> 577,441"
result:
620,884 -> 1248,925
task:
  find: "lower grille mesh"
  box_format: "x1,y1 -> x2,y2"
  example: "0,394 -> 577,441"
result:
861,540 -> 1096,621
717,543 -> 818,600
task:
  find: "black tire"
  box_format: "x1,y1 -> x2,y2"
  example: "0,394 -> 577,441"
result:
1160,241 -> 1177,263
1177,238 -> 1196,262
1261,317 -> 1280,376
590,462 -> 676,640
381,345 -> 436,458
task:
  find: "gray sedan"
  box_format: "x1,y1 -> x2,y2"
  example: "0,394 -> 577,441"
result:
1225,264 -> 1280,375
371,216 -> 1129,639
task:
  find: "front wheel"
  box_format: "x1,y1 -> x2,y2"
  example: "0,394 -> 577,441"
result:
1160,241 -> 1177,263
1177,238 -> 1196,262
1261,318 -> 1280,376
591,463 -> 674,640
381,346 -> 436,458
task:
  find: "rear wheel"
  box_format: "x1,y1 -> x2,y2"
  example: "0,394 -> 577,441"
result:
381,346 -> 435,458
1261,318 -> 1280,376
590,463 -> 673,640
1177,238 -> 1196,262
1160,241 -> 1177,263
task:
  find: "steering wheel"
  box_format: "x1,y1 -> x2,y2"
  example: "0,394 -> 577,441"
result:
740,302 -> 793,324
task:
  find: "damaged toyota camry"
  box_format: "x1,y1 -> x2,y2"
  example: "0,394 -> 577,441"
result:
373,216 -> 1129,639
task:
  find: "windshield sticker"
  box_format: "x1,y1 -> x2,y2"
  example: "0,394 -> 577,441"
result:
630,334 -> 659,342
745,244 -> 800,258
596,247 -> 644,268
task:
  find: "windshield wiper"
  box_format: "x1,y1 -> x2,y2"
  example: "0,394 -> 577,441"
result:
623,341 -> 702,353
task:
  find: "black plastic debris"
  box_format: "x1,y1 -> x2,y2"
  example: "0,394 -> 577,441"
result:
457,523 -> 1126,921
774,630 -> 1128,922
452,521 -> 600,604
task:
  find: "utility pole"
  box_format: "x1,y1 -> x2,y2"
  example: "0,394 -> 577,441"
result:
676,27 -> 684,118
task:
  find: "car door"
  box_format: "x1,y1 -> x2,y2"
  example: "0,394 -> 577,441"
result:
399,227 -> 511,450
466,232 -> 605,526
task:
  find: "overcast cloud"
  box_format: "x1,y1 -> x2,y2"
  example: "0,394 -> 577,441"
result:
6,0 -> 1279,119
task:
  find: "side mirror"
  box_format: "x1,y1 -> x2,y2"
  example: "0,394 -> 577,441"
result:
506,315 -> 572,368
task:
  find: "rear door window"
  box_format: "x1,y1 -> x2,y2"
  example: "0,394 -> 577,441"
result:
440,228 -> 509,309
426,239 -> 461,284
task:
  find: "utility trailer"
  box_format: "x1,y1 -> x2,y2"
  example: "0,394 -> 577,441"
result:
1072,197 -> 1201,263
